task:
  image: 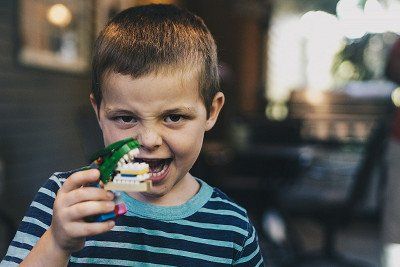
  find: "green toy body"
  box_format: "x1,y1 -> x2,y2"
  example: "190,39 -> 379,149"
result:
85,137 -> 148,222
89,138 -> 140,184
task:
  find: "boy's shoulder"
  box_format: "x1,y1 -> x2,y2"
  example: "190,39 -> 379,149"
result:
208,185 -> 247,213
203,181 -> 251,224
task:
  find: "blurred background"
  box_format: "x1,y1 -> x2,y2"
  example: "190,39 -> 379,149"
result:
1,0 -> 400,266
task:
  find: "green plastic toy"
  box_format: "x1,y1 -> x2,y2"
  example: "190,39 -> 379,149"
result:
85,138 -> 153,222
86,137 -> 152,193
89,137 -> 140,184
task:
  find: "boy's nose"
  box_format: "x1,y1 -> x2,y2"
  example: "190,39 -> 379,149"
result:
135,127 -> 162,151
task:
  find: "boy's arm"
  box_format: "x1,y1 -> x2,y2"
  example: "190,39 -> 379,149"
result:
19,229 -> 70,267
233,223 -> 265,266
2,169 -> 115,266
21,222 -> 114,267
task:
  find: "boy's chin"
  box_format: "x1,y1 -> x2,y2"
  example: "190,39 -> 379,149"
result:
128,188 -> 170,202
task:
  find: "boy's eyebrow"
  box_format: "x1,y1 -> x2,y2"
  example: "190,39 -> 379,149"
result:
104,107 -> 137,116
161,107 -> 195,114
103,106 -> 195,116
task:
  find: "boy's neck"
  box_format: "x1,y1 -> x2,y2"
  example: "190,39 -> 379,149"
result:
127,173 -> 200,206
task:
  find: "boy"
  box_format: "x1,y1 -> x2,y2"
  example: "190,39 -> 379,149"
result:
2,4 -> 264,266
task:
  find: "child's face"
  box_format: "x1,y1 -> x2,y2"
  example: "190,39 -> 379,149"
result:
91,70 -> 224,203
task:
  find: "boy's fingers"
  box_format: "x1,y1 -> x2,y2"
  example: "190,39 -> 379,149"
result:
67,201 -> 116,220
73,221 -> 115,238
63,187 -> 114,207
61,169 -> 100,193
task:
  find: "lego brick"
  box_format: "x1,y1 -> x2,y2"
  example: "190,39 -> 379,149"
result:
104,180 -> 153,192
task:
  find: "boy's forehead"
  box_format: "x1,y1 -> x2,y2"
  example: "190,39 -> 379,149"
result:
100,69 -> 206,115
101,66 -> 202,93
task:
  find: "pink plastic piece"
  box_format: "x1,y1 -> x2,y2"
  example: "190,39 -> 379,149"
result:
114,203 -> 127,216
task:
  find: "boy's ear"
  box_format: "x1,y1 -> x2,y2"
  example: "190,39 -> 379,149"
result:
205,92 -> 225,131
89,93 -> 100,121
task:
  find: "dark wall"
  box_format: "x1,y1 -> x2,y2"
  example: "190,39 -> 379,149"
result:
0,1 -> 94,224
186,0 -> 269,118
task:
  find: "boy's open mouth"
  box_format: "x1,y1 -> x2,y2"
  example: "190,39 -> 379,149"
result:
135,158 -> 172,175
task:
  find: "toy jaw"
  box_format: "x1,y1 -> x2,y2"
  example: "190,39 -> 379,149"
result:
103,149 -> 153,192
88,137 -> 152,222
114,162 -> 151,183
89,137 -> 153,192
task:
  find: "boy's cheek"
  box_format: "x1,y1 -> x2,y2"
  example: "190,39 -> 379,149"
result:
101,126 -> 127,145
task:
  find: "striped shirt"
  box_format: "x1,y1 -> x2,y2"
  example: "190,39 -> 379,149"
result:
1,171 -> 265,266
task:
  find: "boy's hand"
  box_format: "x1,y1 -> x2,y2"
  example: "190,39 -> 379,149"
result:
49,169 -> 115,253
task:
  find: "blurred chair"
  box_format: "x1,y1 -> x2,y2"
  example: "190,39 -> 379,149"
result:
275,117 -> 391,267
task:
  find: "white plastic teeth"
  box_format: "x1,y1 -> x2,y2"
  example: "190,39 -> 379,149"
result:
117,148 -> 140,167
116,162 -> 148,171
129,149 -> 138,160
113,173 -> 151,183
131,148 -> 139,157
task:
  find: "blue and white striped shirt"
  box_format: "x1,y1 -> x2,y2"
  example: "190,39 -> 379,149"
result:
1,171 -> 265,266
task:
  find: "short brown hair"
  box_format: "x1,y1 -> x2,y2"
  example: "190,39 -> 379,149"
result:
92,4 -> 219,115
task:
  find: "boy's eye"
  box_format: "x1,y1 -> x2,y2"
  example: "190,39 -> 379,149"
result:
165,114 -> 182,123
116,116 -> 136,123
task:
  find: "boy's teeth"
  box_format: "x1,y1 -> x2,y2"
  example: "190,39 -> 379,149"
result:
150,164 -> 163,173
150,163 -> 168,177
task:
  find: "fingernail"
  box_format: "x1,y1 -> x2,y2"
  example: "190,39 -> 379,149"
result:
92,169 -> 100,177
109,220 -> 115,228
107,192 -> 114,199
107,202 -> 115,209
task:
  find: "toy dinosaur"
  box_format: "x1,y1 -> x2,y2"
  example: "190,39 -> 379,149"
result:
86,137 -> 152,222
89,137 -> 152,191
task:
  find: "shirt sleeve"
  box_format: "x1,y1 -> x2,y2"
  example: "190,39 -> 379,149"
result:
233,222 -> 265,266
0,174 -> 62,266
